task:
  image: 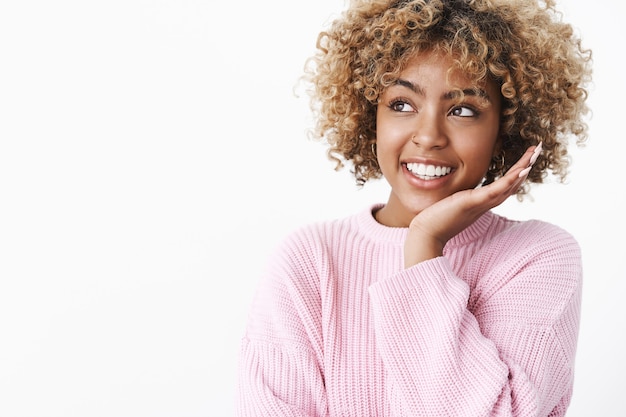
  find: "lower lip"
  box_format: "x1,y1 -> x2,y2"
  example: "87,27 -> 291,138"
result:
402,164 -> 453,189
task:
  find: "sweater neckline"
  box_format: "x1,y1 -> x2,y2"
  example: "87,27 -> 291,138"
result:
356,203 -> 496,246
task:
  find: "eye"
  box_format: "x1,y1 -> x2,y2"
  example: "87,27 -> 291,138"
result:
450,106 -> 477,117
388,99 -> 415,113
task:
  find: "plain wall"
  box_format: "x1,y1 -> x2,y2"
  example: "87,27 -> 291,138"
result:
0,0 -> 623,416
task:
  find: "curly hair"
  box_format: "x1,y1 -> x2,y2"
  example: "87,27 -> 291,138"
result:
303,0 -> 592,195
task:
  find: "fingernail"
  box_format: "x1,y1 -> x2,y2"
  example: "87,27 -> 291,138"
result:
535,141 -> 543,153
518,166 -> 532,178
530,152 -> 539,165
529,142 -> 542,165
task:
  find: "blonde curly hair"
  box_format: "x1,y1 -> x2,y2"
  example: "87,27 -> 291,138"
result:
303,0 -> 592,194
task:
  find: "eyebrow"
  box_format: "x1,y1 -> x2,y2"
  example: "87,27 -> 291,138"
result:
395,78 -> 491,102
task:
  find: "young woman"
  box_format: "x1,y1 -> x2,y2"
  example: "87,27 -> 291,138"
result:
236,0 -> 592,415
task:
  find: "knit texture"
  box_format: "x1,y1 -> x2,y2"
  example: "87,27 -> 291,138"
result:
236,205 -> 582,416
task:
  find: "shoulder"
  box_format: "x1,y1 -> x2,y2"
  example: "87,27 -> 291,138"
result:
450,211 -> 581,264
488,213 -> 581,259
278,216 -> 348,257
478,213 -> 583,303
265,209 -> 362,277
461,213 -> 583,294
275,206 -> 380,259
465,214 -> 583,325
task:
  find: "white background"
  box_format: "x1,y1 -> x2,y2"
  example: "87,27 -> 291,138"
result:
0,1 -> 623,416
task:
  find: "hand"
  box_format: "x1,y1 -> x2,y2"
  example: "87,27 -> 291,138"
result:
404,143 -> 542,268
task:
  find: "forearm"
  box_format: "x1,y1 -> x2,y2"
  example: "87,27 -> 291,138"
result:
369,257 -> 576,416
236,339 -> 328,417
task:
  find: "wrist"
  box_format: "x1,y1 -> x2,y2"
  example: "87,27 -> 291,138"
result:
403,234 -> 444,268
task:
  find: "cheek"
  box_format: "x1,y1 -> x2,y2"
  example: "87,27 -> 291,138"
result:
375,131 -> 405,177
376,116 -> 409,147
457,129 -> 500,170
376,128 -> 406,162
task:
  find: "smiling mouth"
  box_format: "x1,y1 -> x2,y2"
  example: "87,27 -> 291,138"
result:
405,162 -> 453,180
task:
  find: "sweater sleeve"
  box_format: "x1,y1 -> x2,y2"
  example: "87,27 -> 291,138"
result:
368,223 -> 582,417
236,339 -> 327,417
235,229 -> 329,417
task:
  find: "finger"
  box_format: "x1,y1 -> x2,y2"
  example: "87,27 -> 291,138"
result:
518,165 -> 532,178
478,144 -> 540,204
529,141 -> 542,165
511,144 -> 542,192
458,142 -> 543,210
515,142 -> 542,178
516,142 -> 542,178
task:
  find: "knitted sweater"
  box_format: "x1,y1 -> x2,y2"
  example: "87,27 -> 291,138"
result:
236,205 -> 582,416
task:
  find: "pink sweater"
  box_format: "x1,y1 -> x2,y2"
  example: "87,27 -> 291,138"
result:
236,205 -> 582,416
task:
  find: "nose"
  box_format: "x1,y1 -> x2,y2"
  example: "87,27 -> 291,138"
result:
411,111 -> 447,149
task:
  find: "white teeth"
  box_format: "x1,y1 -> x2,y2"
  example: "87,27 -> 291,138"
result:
406,163 -> 452,180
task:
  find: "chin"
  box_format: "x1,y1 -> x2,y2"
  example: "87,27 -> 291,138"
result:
406,194 -> 447,213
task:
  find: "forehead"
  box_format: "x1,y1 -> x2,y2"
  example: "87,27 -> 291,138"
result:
397,50 -> 500,97
401,51 -> 472,84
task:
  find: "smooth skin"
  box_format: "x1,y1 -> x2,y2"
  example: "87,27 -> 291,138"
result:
374,51 -> 540,268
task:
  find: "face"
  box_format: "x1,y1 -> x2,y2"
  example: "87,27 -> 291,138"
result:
375,51 -> 502,227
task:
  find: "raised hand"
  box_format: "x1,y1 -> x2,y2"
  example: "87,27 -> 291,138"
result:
404,143 -> 543,268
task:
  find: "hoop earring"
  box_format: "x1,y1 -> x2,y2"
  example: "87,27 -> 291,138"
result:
371,143 -> 377,157
488,151 -> 506,176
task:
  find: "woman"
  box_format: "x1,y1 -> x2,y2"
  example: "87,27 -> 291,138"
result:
236,0 -> 592,415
